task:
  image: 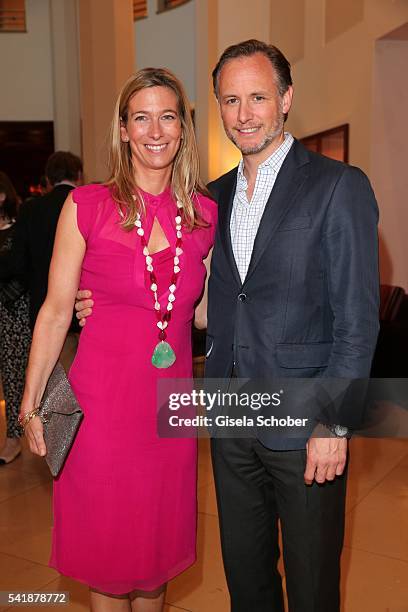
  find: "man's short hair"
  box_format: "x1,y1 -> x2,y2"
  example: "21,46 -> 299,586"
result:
212,39 -> 293,99
45,151 -> 83,186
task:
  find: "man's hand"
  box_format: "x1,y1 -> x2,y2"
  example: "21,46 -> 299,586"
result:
75,289 -> 94,327
304,424 -> 348,485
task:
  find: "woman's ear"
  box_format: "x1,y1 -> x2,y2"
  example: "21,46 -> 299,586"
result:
120,125 -> 130,143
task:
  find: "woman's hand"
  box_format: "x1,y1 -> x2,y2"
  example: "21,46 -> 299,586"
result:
23,414 -> 47,456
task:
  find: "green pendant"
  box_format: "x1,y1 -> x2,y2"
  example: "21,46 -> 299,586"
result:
152,341 -> 176,369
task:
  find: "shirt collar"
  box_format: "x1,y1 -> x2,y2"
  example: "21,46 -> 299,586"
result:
53,180 -> 77,188
237,132 -> 294,184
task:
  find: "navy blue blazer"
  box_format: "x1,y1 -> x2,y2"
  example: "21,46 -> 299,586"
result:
205,139 -> 380,449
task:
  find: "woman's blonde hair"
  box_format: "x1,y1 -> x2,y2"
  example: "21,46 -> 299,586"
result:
106,67 -> 210,230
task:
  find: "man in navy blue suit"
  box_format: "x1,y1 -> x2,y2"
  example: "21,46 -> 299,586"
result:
204,40 -> 379,612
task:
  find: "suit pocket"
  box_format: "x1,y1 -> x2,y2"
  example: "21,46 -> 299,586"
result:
277,214 -> 311,231
276,342 -> 332,368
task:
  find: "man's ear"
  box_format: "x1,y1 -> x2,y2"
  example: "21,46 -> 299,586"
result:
282,85 -> 294,115
0,192 -> 6,204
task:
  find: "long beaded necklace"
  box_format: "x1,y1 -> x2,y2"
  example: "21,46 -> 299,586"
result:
134,198 -> 183,369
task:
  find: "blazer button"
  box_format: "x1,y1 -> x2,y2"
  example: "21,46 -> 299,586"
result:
238,293 -> 247,302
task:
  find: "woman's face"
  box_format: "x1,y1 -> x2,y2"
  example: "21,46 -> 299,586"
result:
120,86 -> 182,174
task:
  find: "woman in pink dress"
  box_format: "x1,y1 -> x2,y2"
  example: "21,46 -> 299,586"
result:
19,68 -> 217,611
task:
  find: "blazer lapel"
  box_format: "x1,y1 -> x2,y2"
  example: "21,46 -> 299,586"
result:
217,169 -> 242,287
244,140 -> 310,285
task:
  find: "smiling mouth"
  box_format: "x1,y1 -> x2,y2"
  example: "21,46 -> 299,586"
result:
145,144 -> 168,152
236,127 -> 260,135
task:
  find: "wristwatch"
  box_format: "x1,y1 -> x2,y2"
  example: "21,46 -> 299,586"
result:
326,424 -> 352,439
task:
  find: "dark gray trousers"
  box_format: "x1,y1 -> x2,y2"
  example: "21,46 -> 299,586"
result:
211,437 -> 347,612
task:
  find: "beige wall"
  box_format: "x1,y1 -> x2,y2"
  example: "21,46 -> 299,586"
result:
284,0 -> 408,289
0,0 -> 53,120
49,0 -> 81,156
270,0 -> 305,64
195,0 -> 218,182
325,0 -> 364,44
78,0 -> 135,182
197,0 -> 407,179
371,39 -> 408,288
287,0 -> 408,174
135,0 -> 196,102
195,0 -> 271,182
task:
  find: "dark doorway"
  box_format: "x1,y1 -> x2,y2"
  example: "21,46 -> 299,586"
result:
0,121 -> 54,200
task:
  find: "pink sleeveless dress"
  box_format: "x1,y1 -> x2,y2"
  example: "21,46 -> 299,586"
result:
49,184 -> 217,594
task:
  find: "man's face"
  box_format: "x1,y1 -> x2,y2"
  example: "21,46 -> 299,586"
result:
217,53 -> 293,159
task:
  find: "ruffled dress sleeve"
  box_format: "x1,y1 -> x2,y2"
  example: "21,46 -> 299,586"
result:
71,184 -> 110,242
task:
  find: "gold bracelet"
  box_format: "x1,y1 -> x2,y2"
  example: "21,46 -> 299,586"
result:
18,408 -> 40,429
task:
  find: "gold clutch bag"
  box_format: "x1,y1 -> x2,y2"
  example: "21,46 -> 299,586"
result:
38,362 -> 83,477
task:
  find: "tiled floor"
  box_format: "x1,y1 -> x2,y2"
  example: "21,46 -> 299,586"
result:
0,400 -> 407,611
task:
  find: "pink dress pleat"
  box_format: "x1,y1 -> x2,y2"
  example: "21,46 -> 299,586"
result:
49,185 -> 217,594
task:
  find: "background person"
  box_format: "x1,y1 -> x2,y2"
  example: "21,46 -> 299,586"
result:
0,171 -> 31,464
0,151 -> 83,331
